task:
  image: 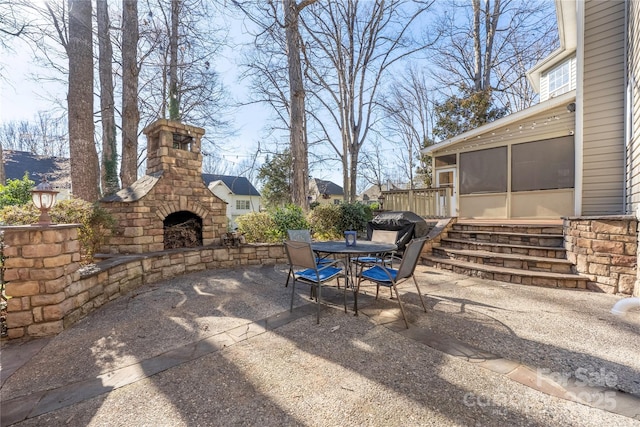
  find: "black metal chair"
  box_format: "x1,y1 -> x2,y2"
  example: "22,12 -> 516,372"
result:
284,240 -> 346,324
356,238 -> 428,328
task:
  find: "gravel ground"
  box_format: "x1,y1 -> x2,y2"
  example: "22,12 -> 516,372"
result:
1,264 -> 639,426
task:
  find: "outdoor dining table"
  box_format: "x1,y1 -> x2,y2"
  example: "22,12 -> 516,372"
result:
311,240 -> 397,315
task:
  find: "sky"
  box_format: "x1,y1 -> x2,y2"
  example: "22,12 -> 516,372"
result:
0,3 -> 345,188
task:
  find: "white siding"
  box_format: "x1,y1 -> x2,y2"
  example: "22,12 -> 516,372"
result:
627,0 -> 640,215
581,0 -> 626,215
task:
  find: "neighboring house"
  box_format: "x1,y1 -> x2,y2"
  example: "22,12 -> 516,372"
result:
202,174 -> 261,229
423,0 -> 640,220
2,150 -> 72,200
309,178 -> 344,205
358,184 -> 383,205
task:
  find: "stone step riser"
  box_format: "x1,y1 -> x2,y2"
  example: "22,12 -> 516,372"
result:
424,258 -> 587,290
439,240 -> 567,258
452,225 -> 564,235
432,248 -> 574,274
446,231 -> 564,248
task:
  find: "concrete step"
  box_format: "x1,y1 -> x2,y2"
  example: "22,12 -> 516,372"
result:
422,255 -> 588,290
445,230 -> 564,248
432,247 -> 575,274
438,238 -> 567,259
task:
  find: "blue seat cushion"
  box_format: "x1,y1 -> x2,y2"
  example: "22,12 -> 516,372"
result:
361,265 -> 397,285
354,256 -> 383,264
295,266 -> 342,282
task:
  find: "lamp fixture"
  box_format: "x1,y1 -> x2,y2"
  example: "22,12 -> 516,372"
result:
31,177 -> 59,226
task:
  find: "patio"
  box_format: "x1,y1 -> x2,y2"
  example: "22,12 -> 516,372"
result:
1,264 -> 639,426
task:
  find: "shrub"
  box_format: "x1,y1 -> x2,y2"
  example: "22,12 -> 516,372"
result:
0,173 -> 35,208
271,204 -> 309,240
308,204 -> 341,240
236,211 -> 279,243
338,202 -> 372,235
0,198 -> 115,262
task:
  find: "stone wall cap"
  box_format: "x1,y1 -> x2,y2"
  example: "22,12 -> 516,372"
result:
0,224 -> 81,231
563,215 -> 637,221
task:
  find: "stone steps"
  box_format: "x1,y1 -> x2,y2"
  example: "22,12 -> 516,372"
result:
422,256 -> 588,289
427,222 -> 589,290
432,247 -> 575,274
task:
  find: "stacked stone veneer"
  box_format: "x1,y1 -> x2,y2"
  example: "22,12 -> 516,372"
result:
100,119 -> 227,254
2,224 -> 287,340
3,225 -> 82,339
564,216 -> 638,295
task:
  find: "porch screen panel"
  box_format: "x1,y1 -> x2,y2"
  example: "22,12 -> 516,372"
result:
459,147 -> 507,194
512,137 -> 574,192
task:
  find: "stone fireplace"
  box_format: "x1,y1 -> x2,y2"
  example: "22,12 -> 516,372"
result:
100,119 -> 227,254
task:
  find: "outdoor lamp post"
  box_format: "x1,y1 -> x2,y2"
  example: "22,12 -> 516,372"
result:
31,178 -> 58,226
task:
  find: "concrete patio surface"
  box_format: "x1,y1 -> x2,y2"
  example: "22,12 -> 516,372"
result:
1,264 -> 639,426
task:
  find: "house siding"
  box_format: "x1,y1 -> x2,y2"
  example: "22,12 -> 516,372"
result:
581,0 -> 626,215
628,0 -> 640,215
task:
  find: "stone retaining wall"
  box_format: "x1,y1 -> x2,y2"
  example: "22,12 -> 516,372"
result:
564,216 -> 638,295
2,224 -> 286,340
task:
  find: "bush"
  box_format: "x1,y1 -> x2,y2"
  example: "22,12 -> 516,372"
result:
308,204 -> 342,240
236,211 -> 279,243
0,173 -> 35,208
338,202 -> 372,234
271,205 -> 309,240
0,198 -> 115,262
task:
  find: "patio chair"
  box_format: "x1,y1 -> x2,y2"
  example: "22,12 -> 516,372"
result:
356,237 -> 428,328
284,240 -> 346,324
285,229 -> 332,287
353,229 -> 399,267
352,230 -> 399,297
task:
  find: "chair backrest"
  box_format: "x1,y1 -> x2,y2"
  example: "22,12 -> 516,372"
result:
284,240 -> 317,270
287,229 -> 312,243
395,238 -> 427,280
371,229 -> 398,245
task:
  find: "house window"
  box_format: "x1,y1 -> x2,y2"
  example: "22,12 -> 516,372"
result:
512,137 -> 574,192
547,62 -> 570,97
459,147 -> 507,195
333,199 -> 341,205
236,200 -> 251,210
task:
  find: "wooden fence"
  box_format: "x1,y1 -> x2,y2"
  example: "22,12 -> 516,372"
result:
380,187 -> 451,218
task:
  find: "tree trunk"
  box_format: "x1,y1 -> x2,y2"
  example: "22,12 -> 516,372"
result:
0,144 -> 4,185
169,0 -> 180,121
283,0 -> 311,210
68,0 -> 99,201
97,0 -> 118,194
472,0 -> 482,91
121,0 -> 139,188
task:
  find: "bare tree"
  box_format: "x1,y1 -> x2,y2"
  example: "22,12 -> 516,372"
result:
68,0 -> 100,201
283,0 -> 316,210
121,0 -> 140,187
381,66 -> 435,187
301,0 -> 435,201
97,0 -> 119,194
233,0 -> 315,210
431,0 -> 557,112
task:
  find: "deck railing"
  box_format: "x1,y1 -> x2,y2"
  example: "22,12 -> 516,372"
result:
380,187 -> 451,218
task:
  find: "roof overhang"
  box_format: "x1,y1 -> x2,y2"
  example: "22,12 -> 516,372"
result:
422,91 -> 576,156
527,0 -> 577,92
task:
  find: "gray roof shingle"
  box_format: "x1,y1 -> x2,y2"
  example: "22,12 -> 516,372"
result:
4,150 -> 71,189
202,174 -> 260,196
